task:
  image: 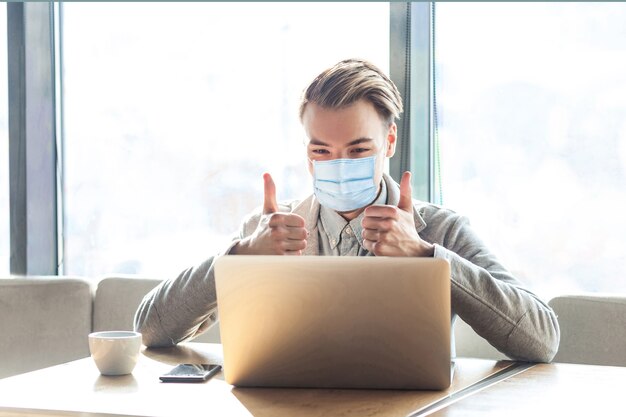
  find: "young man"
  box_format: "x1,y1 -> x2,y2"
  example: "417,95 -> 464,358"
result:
135,59 -> 559,362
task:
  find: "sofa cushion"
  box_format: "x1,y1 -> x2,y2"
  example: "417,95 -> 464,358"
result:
0,277 -> 92,379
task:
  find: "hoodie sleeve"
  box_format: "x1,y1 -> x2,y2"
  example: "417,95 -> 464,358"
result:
422,207 -> 560,362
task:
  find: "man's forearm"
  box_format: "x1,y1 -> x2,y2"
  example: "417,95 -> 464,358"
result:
134,256 -> 219,347
437,245 -> 560,362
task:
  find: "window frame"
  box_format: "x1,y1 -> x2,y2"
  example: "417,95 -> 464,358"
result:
7,1 -> 433,276
7,1 -> 59,275
390,2 -> 433,203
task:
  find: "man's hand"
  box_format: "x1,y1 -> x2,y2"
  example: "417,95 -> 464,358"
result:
232,173 -> 308,255
361,171 -> 434,257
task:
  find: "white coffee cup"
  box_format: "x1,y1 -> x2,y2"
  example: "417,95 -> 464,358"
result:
88,331 -> 142,376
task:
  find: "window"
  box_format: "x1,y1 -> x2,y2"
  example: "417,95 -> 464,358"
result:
0,6 -> 9,275
436,3 -> 626,296
62,3 -> 389,277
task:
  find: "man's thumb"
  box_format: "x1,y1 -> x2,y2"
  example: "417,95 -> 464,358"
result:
263,173 -> 279,214
398,171 -> 413,212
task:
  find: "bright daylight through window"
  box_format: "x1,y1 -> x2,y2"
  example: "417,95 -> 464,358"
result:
436,3 -> 626,297
0,6 -> 9,276
61,3 -> 389,277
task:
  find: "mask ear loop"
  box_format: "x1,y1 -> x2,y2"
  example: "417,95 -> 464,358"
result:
373,139 -> 389,168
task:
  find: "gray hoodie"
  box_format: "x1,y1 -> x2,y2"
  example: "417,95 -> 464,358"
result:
135,174 -> 559,362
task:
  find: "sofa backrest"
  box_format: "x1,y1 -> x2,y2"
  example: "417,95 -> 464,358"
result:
93,276 -> 162,332
2,274 -> 513,380
1,275 -> 225,380
0,277 -> 92,379
93,276 -> 221,343
549,294 -> 626,366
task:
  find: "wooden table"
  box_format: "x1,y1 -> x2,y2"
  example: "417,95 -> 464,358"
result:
0,343 -> 514,417
430,362 -> 626,416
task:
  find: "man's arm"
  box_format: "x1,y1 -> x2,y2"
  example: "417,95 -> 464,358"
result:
362,173 -> 558,361
428,211 -> 560,363
134,256 -> 220,347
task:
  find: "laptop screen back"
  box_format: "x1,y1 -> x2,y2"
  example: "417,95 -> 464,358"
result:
215,255 -> 451,390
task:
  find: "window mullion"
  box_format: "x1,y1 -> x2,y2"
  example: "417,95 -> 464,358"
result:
390,2 -> 432,202
8,1 -> 58,275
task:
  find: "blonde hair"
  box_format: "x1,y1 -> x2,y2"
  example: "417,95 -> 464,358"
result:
299,59 -> 403,126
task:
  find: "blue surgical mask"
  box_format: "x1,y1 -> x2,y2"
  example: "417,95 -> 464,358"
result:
312,155 -> 378,212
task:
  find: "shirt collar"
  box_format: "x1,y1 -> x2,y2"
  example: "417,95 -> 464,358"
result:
319,180 -> 388,249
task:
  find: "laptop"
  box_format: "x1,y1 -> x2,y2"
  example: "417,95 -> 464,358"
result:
214,255 -> 451,390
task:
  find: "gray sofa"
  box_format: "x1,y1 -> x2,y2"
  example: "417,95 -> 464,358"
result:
0,276 -> 219,379
1,276 -> 624,379
0,277 -> 93,379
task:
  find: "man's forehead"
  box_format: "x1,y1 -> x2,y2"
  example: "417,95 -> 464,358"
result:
302,100 -> 389,146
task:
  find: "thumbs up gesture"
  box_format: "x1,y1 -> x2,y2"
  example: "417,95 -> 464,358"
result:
232,173 -> 308,255
361,172 -> 434,257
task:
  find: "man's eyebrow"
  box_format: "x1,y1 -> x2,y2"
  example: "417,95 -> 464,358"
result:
308,137 -> 375,146
308,138 -> 330,146
347,137 -> 375,146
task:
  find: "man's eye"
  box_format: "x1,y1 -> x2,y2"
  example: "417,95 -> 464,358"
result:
312,149 -> 329,154
352,148 -> 370,154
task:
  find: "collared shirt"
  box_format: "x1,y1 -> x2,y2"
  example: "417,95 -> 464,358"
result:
317,180 -> 388,256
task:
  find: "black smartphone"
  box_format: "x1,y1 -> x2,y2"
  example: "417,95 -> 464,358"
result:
159,363 -> 221,383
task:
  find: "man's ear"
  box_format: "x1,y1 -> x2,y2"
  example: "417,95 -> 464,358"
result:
385,123 -> 397,158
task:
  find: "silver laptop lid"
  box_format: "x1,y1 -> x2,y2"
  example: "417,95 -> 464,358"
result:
215,255 -> 451,390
